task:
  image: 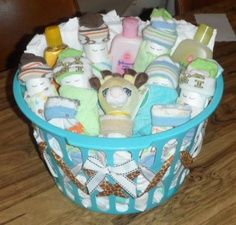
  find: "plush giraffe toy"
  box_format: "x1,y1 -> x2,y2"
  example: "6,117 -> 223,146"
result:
89,69 -> 148,137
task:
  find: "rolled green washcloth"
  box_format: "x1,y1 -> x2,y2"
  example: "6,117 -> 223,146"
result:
54,48 -> 92,88
134,8 -> 177,72
59,85 -> 99,136
186,58 -> 222,78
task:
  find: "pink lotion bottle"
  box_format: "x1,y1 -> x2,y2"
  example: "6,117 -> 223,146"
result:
110,17 -> 142,74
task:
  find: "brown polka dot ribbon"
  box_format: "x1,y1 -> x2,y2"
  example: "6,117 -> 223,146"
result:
39,142 -> 88,194
181,151 -> 194,168
142,155 -> 174,195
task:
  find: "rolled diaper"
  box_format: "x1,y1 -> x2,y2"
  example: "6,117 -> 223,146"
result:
23,78 -> 58,119
79,13 -> 111,78
134,8 -> 177,72
178,89 -> 208,117
44,96 -> 84,134
59,85 -> 99,136
54,48 -> 99,136
179,58 -> 219,97
151,104 -> 192,127
143,8 -> 177,49
100,115 -> 133,137
19,53 -> 53,82
145,55 -> 180,89
44,96 -> 78,120
19,53 -> 58,118
179,71 -> 216,97
178,58 -> 221,117
24,77 -> 57,96
54,48 -> 91,88
79,13 -> 110,45
133,84 -> 178,136
187,58 -> 221,78
19,52 -> 46,66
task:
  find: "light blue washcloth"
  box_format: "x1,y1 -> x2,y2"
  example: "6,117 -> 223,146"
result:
151,104 -> 192,127
133,84 -> 178,136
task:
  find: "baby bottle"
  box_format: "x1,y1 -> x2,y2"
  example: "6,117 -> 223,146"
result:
110,17 -> 142,74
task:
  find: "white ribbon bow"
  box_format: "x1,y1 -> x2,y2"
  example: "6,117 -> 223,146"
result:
83,157 -> 139,197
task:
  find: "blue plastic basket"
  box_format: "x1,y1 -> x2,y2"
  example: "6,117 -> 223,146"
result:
13,71 -> 224,214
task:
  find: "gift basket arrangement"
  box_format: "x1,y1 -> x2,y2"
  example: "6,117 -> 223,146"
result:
13,9 -> 224,214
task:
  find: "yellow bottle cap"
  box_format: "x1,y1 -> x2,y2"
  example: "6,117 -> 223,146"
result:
45,25 -> 63,48
194,24 -> 214,45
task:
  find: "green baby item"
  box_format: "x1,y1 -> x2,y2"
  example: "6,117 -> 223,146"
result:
187,58 -> 219,78
58,48 -> 83,60
134,8 -> 177,72
150,8 -> 173,19
54,48 -> 91,86
59,85 -> 99,136
134,41 -> 166,73
179,58 -> 221,97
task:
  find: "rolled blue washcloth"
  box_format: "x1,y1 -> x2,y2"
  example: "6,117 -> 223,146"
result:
133,84 -> 178,136
44,96 -> 79,120
151,104 -> 192,127
44,96 -> 85,134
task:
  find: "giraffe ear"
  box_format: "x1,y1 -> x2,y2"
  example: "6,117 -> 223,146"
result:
134,73 -> 148,88
101,70 -> 112,78
89,77 -> 101,91
101,70 -> 113,81
124,74 -> 135,84
123,68 -> 137,83
124,68 -> 136,76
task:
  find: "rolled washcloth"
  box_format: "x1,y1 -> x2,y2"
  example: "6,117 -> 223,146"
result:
151,104 -> 192,127
44,96 -> 79,121
44,96 -> 84,134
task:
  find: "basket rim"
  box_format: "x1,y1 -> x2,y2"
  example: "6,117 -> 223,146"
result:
13,70 -> 224,150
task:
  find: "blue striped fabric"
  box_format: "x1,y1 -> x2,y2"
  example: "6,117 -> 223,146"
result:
151,20 -> 177,31
145,55 -> 180,88
143,21 -> 177,49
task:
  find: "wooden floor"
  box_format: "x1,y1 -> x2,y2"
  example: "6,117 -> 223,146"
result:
1,1 -> 236,224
